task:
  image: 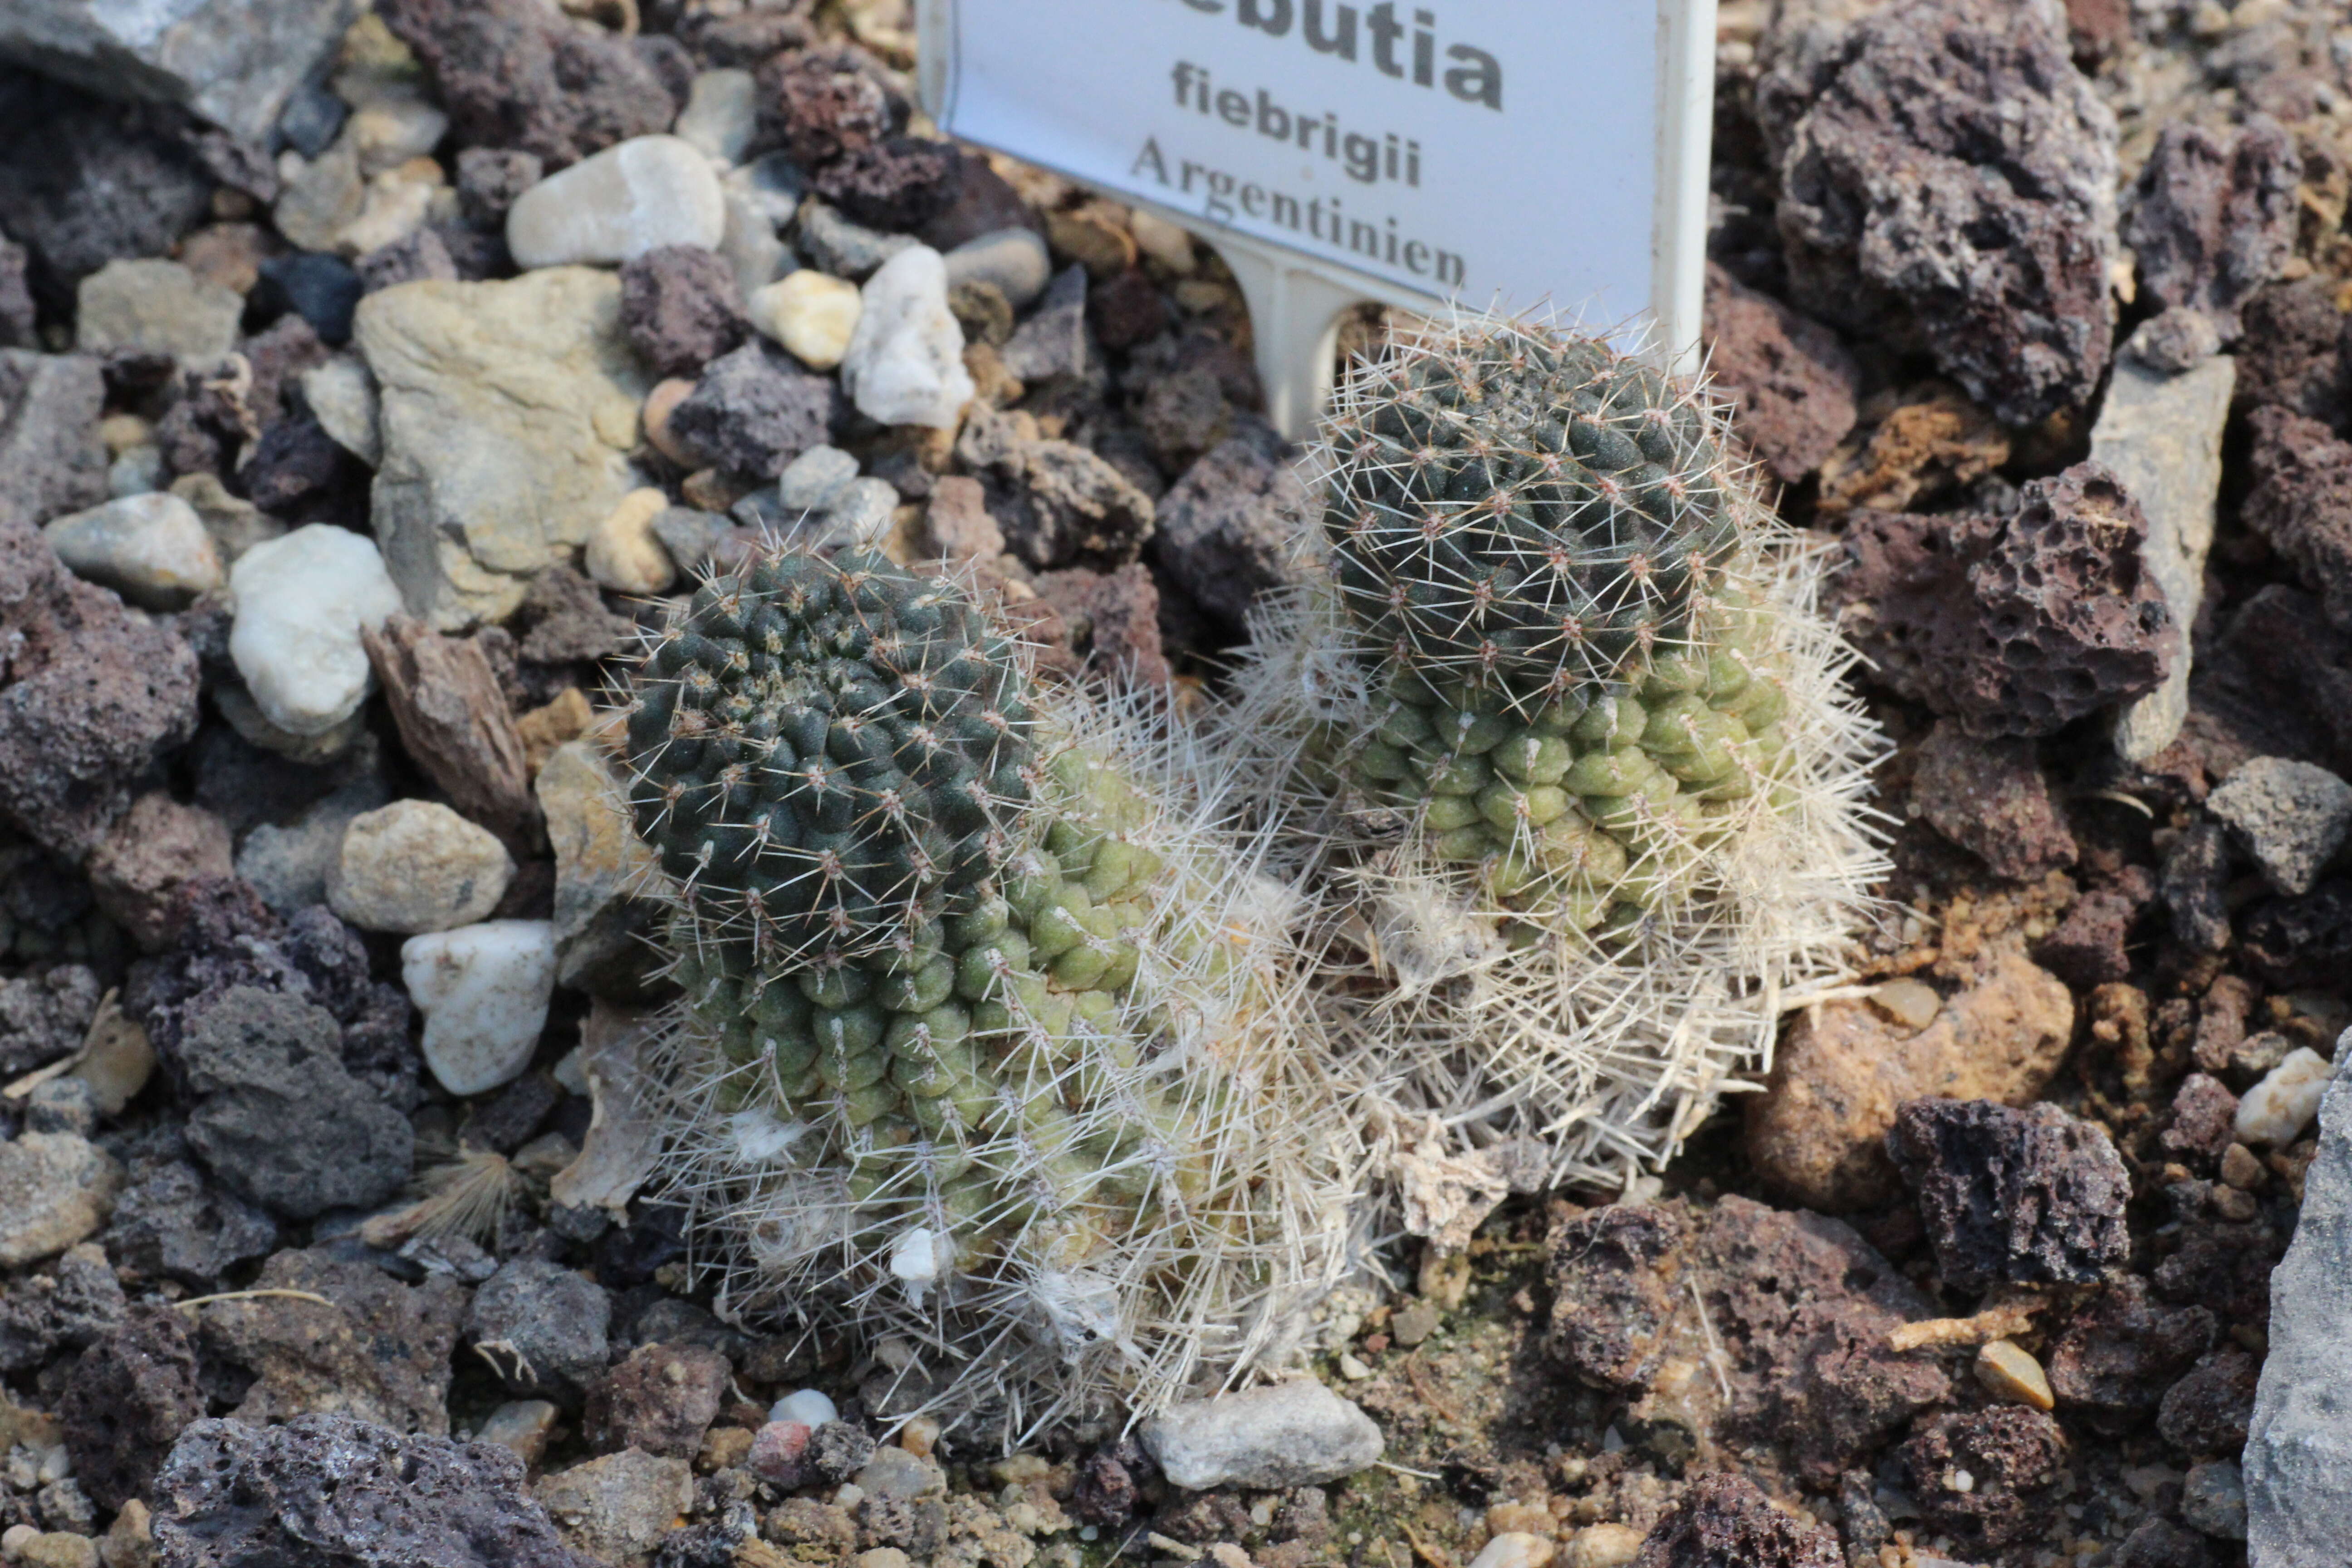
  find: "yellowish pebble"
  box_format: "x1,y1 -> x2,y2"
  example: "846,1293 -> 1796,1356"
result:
1975,1338 -> 2055,1411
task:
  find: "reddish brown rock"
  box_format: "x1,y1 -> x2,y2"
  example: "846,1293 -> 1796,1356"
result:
62,1303 -> 206,1510
1886,1099 -> 2131,1291
1148,432 -> 1306,628
2034,867 -> 2155,988
1635,1473 -> 1840,1568
1548,1197 -> 1951,1485
2157,1347 -> 2259,1459
2123,117 -> 2298,337
1701,263 -> 1860,483
375,0 -> 678,170
755,44 -> 905,171
810,136 -> 963,235
85,793 -> 233,951
2243,407 -> 2352,635
1747,939 -> 2075,1212
1829,463 -> 2177,736
582,1343 -> 730,1459
2159,1074 -> 2240,1167
2063,0 -> 2131,63
2233,279 -> 2348,428
1897,1407 -> 2069,1548
1907,721 -> 2077,881
619,245 -> 750,382
1034,564 -> 1171,687
2048,1275 -> 2216,1434
921,475 -> 1004,564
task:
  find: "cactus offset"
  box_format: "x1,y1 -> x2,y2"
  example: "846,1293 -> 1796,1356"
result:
1219,313 -> 1886,1190
625,547 -> 1358,1437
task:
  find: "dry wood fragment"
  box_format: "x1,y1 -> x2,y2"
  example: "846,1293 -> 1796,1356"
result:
363,615 -> 539,852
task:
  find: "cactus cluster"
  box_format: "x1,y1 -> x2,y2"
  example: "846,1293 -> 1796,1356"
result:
1220,313 -> 1885,1188
623,549 -> 1356,1436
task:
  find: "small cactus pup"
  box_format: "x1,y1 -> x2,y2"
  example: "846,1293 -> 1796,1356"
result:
622,544 -> 1358,1437
1218,311 -> 1886,1192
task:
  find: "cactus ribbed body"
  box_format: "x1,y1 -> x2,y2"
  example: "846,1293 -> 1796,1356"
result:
626,547 -> 1352,1430
1320,333 -> 1800,932
1218,312 -> 1887,1190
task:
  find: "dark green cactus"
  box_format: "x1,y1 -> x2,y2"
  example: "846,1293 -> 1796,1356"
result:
1318,330 -> 1797,931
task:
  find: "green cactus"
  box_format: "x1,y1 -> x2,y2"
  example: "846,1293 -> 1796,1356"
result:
625,546 -> 1356,1431
1220,313 -> 1886,1188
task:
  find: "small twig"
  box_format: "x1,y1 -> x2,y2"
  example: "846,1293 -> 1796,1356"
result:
1398,1518 -> 1455,1568
1887,1296 -> 2045,1352
174,1289 -> 334,1313
1404,1351 -> 1466,1426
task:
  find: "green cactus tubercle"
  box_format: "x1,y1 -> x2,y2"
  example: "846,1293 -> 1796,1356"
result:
1322,329 -> 1798,932
626,549 -> 1232,1271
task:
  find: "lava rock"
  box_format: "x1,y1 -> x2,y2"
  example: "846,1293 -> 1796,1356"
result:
666,338 -> 840,479
957,405 -> 1154,570
1748,939 -> 2075,1211
2159,1347 -> 2259,1460
456,147 -> 544,229
2122,116 -> 2298,339
466,1258 -> 610,1405
101,1159 -> 276,1291
0,966 -> 102,1077
2034,867 -> 2156,989
1887,1098 -> 2130,1291
1896,1406 -> 2069,1549
198,1246 -> 469,1435
1700,262 -> 1861,483
1147,431 -> 1304,628
2235,279 -> 2348,428
149,1411 -> 595,1567
2047,1274 -> 2216,1434
1034,564 -> 1170,687
619,245 -> 749,381
2241,407 -> 2352,635
85,793 -> 234,951
2160,1074 -> 2240,1168
2162,820 -> 2234,955
1141,1382 -> 1382,1491
1906,721 -> 2077,880
810,135 -> 961,235
0,77 -> 213,297
2117,1519 -> 2217,1568
375,0 -> 677,170
1830,463 -> 2176,736
2207,757 -> 2352,897
0,1243 -> 123,1373
1634,1473 -> 1840,1567
172,985 -> 414,1220
582,1343 -> 729,1459
755,44 -> 905,171
2239,878 -> 2352,990
1763,0 -> 2117,426
1546,1196 -> 1950,1484
62,1303 -> 205,1512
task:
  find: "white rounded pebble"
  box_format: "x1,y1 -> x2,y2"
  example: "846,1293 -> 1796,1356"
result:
402,920 -> 559,1096
2235,1047 -> 2336,1146
750,270 -> 863,372
838,247 -> 975,430
329,800 -> 515,934
1128,209 -> 1199,275
1561,1524 -> 1643,1568
228,524 -> 406,737
1467,1533 -> 1555,1568
506,136 -> 726,269
674,69 -> 758,165
943,227 -> 1052,307
585,487 -> 677,594
44,492 -> 223,610
770,1389 -> 838,1428
776,445 -> 860,513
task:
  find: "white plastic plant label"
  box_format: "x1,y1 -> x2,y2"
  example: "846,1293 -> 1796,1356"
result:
918,0 -> 1717,423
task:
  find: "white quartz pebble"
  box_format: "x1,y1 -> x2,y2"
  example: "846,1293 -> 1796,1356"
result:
838,246 -> 974,429
2236,1047 -> 2336,1146
506,136 -> 726,269
402,921 -> 559,1096
228,524 -> 406,737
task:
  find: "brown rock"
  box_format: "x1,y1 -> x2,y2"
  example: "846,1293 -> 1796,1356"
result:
1034,564 -> 1171,686
1701,263 -> 1860,483
196,1247 -> 469,1436
1897,1407 -> 2069,1548
2242,406 -> 2352,635
1634,1473 -> 1840,1568
1747,939 -> 2074,1211
583,1343 -> 730,1459
1907,721 -> 2077,880
2156,1347 -> 2258,1458
84,794 -> 233,951
2232,279 -> 2347,428
2159,1074 -> 2239,1167
2033,867 -> 2155,988
363,616 -> 539,852
618,245 -> 749,382
62,1303 -> 205,1511
2122,117 -> 2298,338
2192,975 -> 2256,1073
1548,1197 -> 1950,1485
920,475 -> 1004,564
755,44 -> 905,171
1829,462 -> 2177,736
2047,1275 -> 2215,1433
